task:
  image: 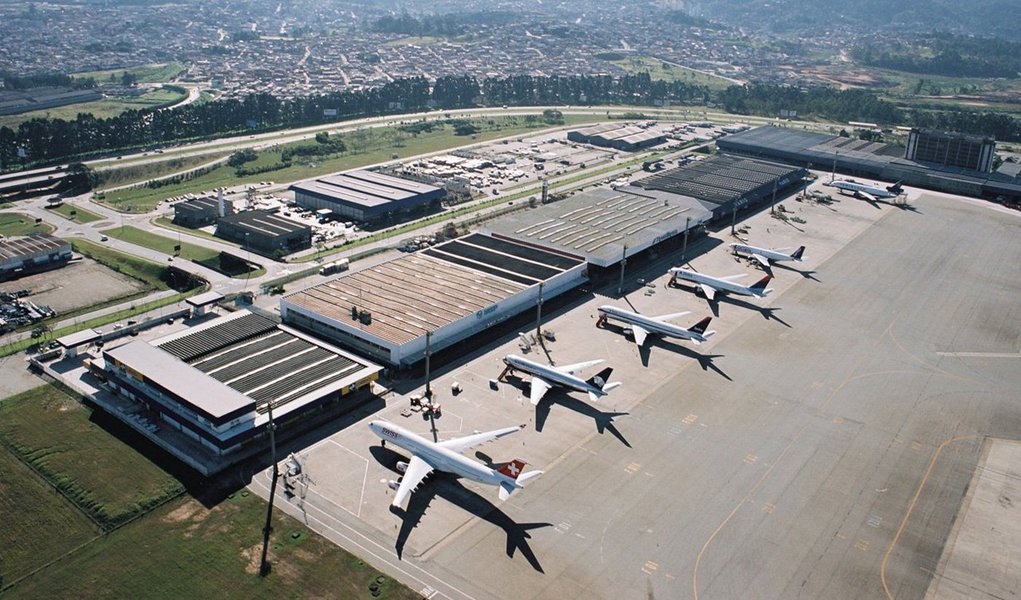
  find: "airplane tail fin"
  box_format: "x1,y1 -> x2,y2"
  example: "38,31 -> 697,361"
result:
750,275 -> 772,294
498,470 -> 542,500
587,367 -> 614,390
497,459 -> 528,480
887,181 -> 903,193
790,246 -> 805,261
689,316 -> 712,335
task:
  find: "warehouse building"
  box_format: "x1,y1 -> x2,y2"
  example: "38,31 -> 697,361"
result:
172,196 -> 232,228
289,169 -> 445,223
567,123 -> 666,151
281,233 -> 587,367
635,154 -> 808,220
215,209 -> 311,255
0,233 -> 73,281
717,126 -> 1021,203
98,310 -> 382,475
486,187 -> 712,268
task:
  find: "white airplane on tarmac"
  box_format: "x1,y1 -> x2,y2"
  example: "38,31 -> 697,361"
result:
500,354 -> 621,405
368,420 -> 543,508
730,243 -> 806,268
596,305 -> 715,347
825,179 -> 903,204
669,268 -> 772,301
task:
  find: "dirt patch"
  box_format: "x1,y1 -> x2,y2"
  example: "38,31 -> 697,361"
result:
0,257 -> 146,313
161,499 -> 206,524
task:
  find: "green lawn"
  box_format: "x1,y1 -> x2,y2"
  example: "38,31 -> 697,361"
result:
71,62 -> 190,85
6,492 -> 421,600
611,55 -> 737,90
96,153 -> 230,191
99,226 -> 261,278
45,203 -> 105,224
0,87 -> 187,129
71,237 -> 171,291
0,385 -> 184,530
0,447 -> 98,584
0,212 -> 55,236
101,114 -> 600,213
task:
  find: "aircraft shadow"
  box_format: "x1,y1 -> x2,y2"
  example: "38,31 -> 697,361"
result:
368,446 -> 551,571
713,296 -> 791,328
771,262 -> 820,282
646,338 -> 731,381
534,392 -> 631,448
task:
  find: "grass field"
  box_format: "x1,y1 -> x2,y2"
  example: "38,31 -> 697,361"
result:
96,153 -> 230,191
0,87 -> 188,130
71,237 -> 171,291
101,114 -> 599,213
45,203 -> 105,224
0,385 -> 184,529
71,62 -> 190,85
611,55 -> 737,90
99,226 -> 261,278
0,447 -> 98,584
5,492 -> 421,599
0,212 -> 54,236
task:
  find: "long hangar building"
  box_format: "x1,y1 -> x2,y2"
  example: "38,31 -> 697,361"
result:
281,154 -> 806,367
289,169 -> 445,223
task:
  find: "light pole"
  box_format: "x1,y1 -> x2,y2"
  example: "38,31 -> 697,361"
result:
258,400 -> 279,577
681,216 -> 691,262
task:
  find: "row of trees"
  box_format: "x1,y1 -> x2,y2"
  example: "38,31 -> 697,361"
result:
3,73 -> 1020,168
853,34 -> 1021,80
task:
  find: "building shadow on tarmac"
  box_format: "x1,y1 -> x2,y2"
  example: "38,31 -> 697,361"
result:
369,445 -> 552,572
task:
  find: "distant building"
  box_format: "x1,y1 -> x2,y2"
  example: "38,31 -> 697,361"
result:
905,128 -> 996,173
0,233 -> 73,281
567,123 -> 666,151
289,169 -> 445,223
215,209 -> 311,255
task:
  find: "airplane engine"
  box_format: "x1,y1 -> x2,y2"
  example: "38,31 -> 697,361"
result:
387,480 -> 400,491
396,461 -> 409,474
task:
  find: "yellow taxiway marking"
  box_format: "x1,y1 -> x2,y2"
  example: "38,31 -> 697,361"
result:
683,414 -> 698,425
855,539 -> 870,552
744,454 -> 758,465
762,503 -> 775,514
642,560 -> 659,574
625,462 -> 641,474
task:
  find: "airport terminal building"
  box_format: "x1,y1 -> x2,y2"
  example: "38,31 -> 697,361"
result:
281,233 -> 587,367
717,126 -> 1021,202
98,310 -> 381,475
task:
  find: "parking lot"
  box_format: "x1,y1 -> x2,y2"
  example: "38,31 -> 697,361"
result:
249,180 -> 1021,599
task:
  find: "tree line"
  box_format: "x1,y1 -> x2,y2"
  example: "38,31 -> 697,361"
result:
853,34 -> 1021,80
3,73 -> 1020,169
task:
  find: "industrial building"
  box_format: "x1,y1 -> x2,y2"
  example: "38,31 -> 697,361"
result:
215,209 -> 311,255
567,123 -> 666,151
172,195 -> 233,228
636,155 -> 808,220
98,310 -> 382,475
486,187 -> 713,268
0,233 -> 73,281
281,233 -> 587,366
717,126 -> 1021,202
905,128 -> 996,173
289,169 -> 445,223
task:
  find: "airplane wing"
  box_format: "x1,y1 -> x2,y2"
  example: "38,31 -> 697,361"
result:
437,425 -> 522,454
699,283 -> 717,301
719,274 -> 748,281
556,359 -> 603,375
856,190 -> 878,203
392,455 -> 433,507
652,310 -> 691,322
751,253 -> 771,268
529,376 -> 553,405
631,324 -> 649,346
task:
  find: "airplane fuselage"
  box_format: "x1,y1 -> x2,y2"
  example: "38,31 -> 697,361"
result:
827,180 -> 899,198
502,354 -> 605,399
730,243 -> 802,263
596,305 -> 710,344
368,421 -> 517,488
669,268 -> 769,298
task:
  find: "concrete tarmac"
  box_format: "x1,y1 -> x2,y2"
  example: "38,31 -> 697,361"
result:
252,189 -> 1021,600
